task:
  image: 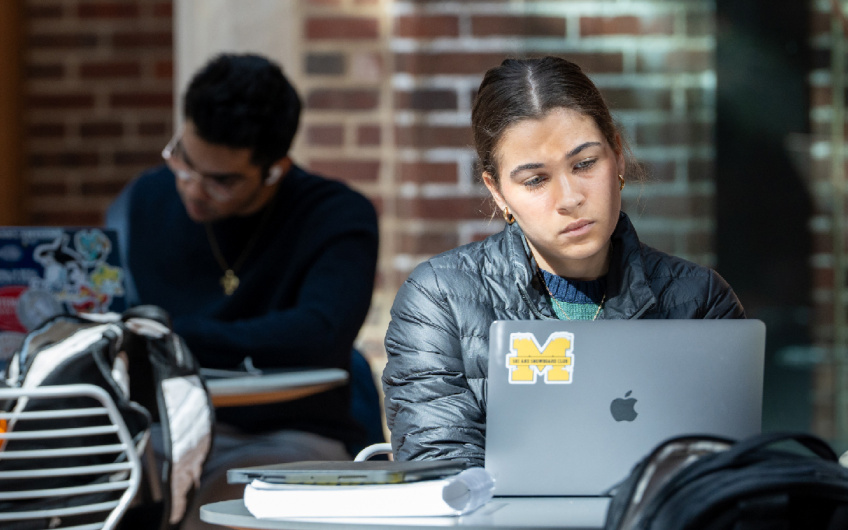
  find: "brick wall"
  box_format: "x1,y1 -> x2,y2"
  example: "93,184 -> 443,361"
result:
20,0 -> 718,369
24,0 -> 173,226
303,0 -> 719,363
809,0 -> 848,441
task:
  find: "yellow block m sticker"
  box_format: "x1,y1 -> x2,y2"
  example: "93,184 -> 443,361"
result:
506,332 -> 575,384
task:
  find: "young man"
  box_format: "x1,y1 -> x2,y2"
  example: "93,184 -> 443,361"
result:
107,53 -> 379,529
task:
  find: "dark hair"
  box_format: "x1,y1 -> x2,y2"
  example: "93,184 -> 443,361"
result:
472,56 -> 635,186
183,53 -> 301,168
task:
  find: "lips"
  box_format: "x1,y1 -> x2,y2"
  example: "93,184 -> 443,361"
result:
562,219 -> 593,235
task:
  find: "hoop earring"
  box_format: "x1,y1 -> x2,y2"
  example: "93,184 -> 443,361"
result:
618,174 -> 626,191
502,206 -> 515,225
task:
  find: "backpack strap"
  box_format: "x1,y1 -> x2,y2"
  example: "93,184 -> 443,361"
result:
720,431 -> 838,462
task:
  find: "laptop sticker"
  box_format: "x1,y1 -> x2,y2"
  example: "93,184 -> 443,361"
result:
506,331 -> 575,384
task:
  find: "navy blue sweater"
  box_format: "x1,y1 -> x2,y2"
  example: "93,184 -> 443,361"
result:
107,164 -> 379,445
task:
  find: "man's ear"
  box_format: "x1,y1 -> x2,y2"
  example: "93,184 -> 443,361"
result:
265,157 -> 291,186
482,172 -> 506,211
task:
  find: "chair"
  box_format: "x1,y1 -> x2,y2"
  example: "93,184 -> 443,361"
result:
0,384 -> 143,530
348,348 -> 386,457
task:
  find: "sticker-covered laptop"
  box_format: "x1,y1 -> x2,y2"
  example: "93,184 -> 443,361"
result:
0,227 -> 128,371
485,319 -> 765,497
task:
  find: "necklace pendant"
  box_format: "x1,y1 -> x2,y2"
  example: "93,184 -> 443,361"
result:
221,269 -> 239,296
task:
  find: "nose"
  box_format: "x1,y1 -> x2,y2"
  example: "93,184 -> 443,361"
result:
554,174 -> 585,213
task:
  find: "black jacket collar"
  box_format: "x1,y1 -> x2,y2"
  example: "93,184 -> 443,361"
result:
506,211 -> 657,320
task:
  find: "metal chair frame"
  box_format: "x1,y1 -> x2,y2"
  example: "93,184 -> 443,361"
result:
0,384 -> 143,530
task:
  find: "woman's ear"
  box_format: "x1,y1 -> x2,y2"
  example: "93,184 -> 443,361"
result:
482,172 -> 506,211
614,135 -> 626,176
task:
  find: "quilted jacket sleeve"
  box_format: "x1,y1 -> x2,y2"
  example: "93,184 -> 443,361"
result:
382,261 -> 487,467
702,269 -> 746,319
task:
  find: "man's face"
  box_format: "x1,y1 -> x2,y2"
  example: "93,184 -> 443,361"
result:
165,121 -> 270,223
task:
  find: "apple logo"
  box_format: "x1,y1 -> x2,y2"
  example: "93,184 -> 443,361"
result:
610,391 -> 638,422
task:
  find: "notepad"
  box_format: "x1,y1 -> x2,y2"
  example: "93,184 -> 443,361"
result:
242,468 -> 495,518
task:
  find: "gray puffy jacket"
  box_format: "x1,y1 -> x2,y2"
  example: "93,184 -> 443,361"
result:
382,212 -> 744,467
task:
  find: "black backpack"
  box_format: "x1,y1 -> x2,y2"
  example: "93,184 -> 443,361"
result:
604,431 -> 848,530
1,305 -> 214,529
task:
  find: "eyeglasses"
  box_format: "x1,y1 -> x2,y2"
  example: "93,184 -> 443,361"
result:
161,129 -> 247,202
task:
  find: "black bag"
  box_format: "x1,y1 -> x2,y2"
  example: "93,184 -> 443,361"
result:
1,305 -> 214,530
604,432 -> 848,530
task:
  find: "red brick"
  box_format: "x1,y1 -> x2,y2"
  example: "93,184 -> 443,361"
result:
641,194 -> 713,219
114,151 -> 162,166
399,162 -> 458,184
81,181 -> 127,195
395,52 -> 512,75
29,182 -> 68,196
306,17 -> 379,40
29,33 -> 99,48
639,159 -> 676,183
688,158 -> 715,184
29,152 -> 100,168
684,230 -> 714,255
110,92 -> 173,109
112,31 -> 172,48
811,86 -> 831,108
471,16 -> 565,37
813,266 -> 834,290
686,12 -> 714,37
80,61 -> 141,79
26,4 -> 64,19
395,52 -> 624,76
31,212 -> 104,226
395,89 -> 457,111
153,2 -> 172,17
636,122 -> 713,147
809,12 -> 830,38
357,125 -> 381,146
397,197 -> 490,220
580,15 -> 674,36
139,122 -> 170,136
637,50 -> 713,73
28,123 -> 66,138
309,159 -> 380,182
26,63 -> 64,79
399,232 -> 459,255
306,125 -> 345,146
28,94 -> 95,110
306,89 -> 379,110
395,125 -> 472,149
154,60 -> 173,79
602,87 -> 672,111
395,15 -> 459,38
80,122 -> 124,138
78,2 -> 139,18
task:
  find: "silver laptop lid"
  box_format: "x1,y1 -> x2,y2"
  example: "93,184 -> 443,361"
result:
485,319 -> 765,497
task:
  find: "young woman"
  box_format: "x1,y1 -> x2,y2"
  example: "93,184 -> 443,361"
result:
382,56 -> 744,467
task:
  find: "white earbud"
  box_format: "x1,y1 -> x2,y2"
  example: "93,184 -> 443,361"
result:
265,166 -> 283,186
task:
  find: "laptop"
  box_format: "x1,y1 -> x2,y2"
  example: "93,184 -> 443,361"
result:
0,227 -> 128,372
227,459 -> 471,486
485,319 -> 765,497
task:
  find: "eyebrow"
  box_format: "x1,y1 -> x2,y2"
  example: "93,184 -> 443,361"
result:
566,141 -> 602,158
508,141 -> 603,178
509,162 -> 545,178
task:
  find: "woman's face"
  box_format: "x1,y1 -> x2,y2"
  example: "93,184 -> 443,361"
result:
483,107 -> 624,280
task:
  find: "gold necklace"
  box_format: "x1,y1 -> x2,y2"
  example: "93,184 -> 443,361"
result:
204,201 -> 276,296
538,269 -> 606,321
